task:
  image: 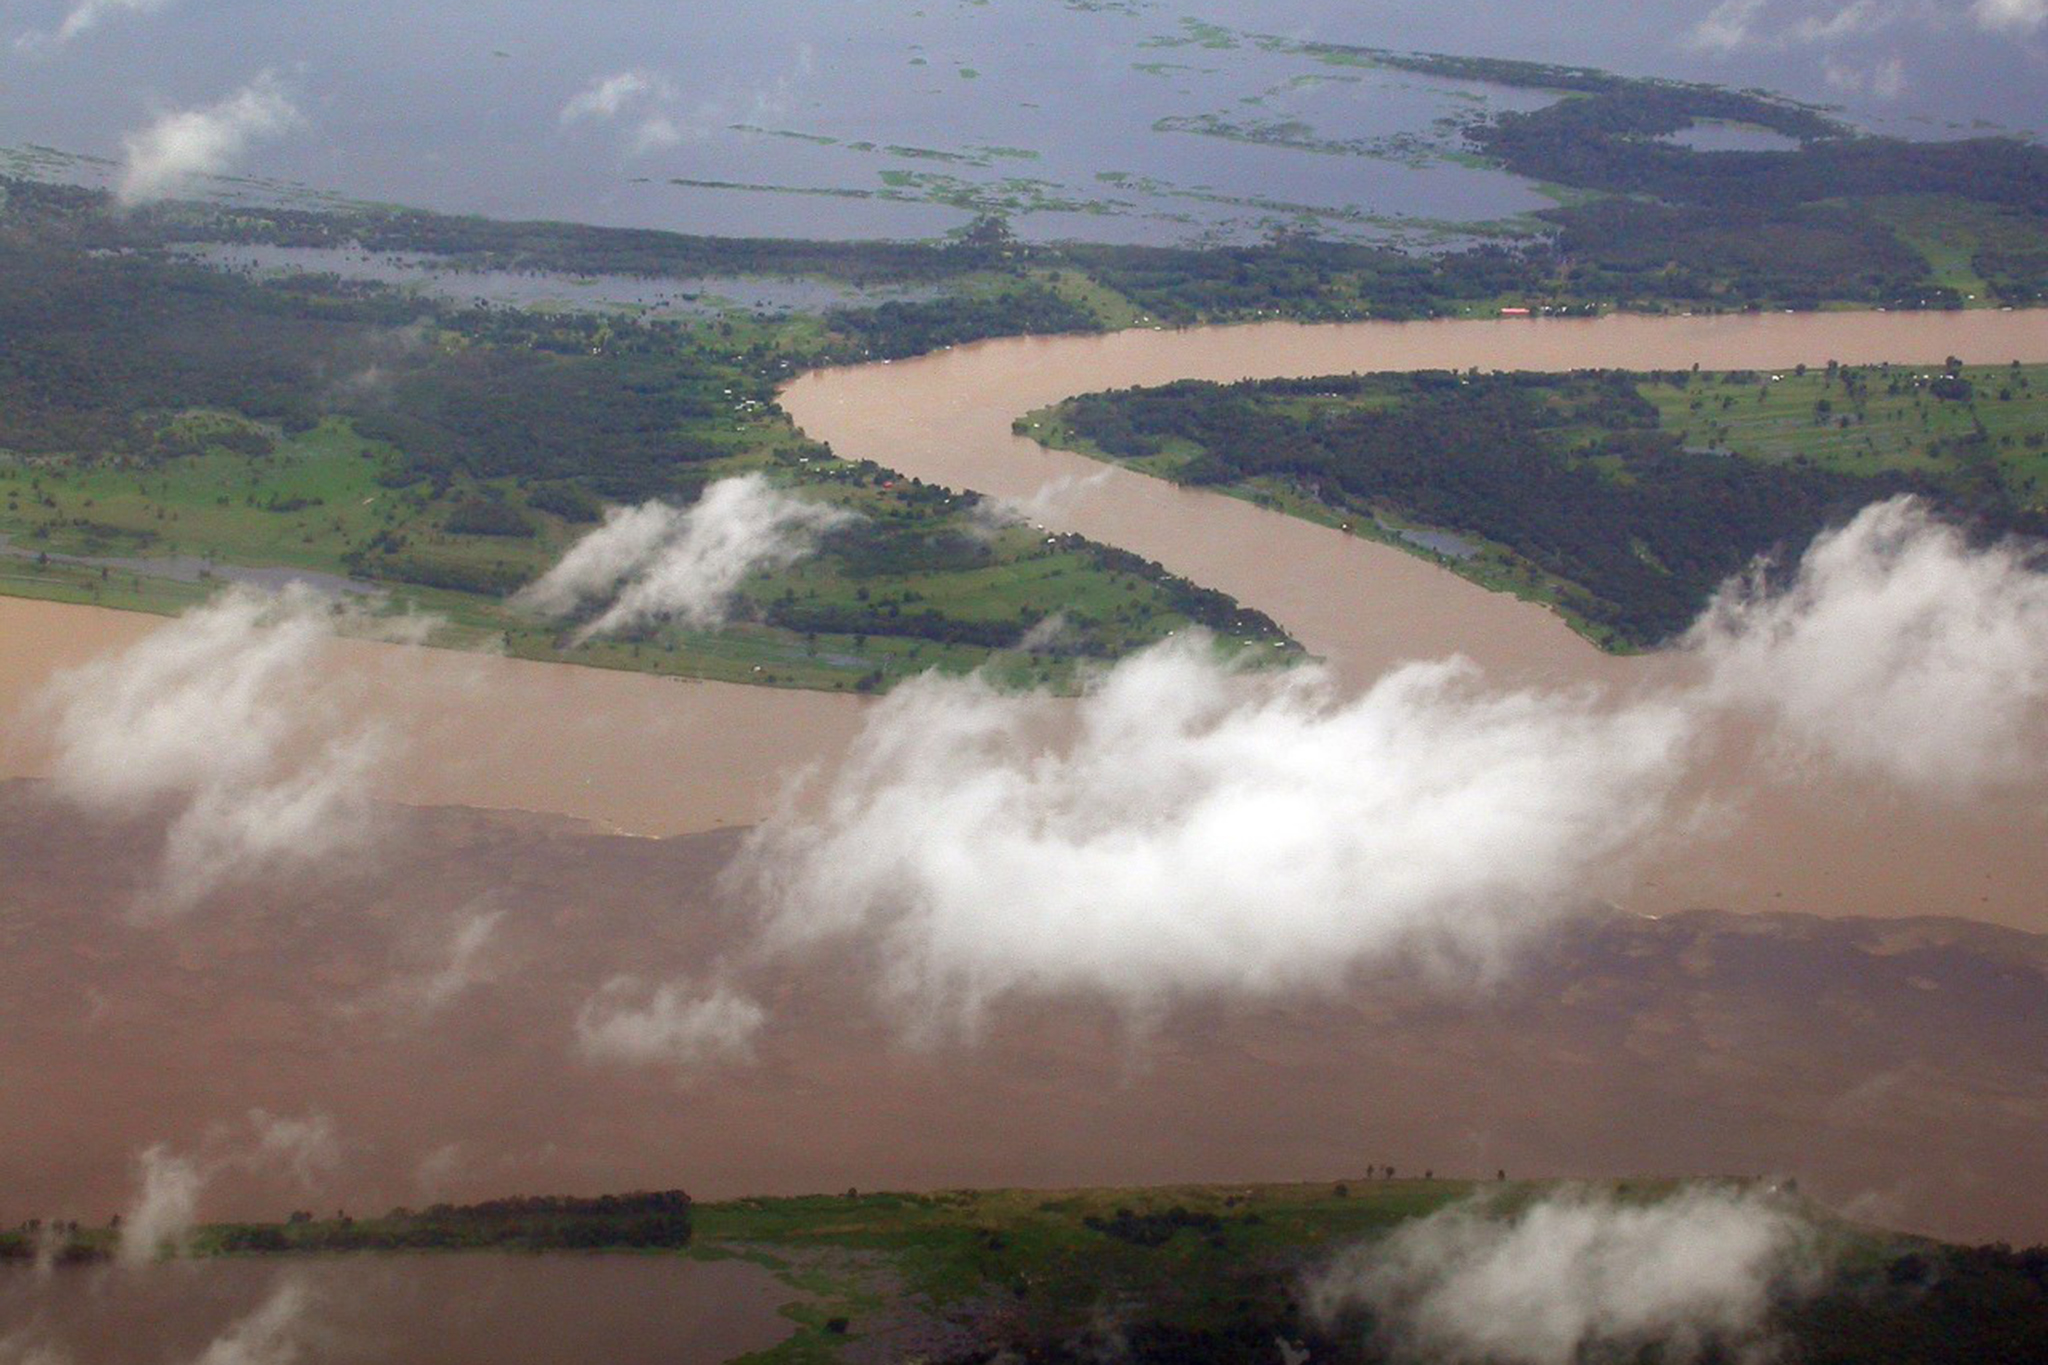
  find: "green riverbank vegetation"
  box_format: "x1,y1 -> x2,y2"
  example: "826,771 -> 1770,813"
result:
8,1178 -> 2047,1364
1026,362 -> 2048,648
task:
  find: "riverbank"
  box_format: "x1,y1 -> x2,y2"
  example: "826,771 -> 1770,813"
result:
7,309 -> 2048,930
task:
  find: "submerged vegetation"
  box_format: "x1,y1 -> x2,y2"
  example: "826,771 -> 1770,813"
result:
0,181 -> 1292,691
1029,363 -> 2048,647
2,42 -> 2046,683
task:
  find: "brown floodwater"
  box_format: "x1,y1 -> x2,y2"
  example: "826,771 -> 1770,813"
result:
0,595 -> 869,838
784,308 -> 2048,686
3,307 -> 2047,928
4,307 -> 2045,1351
780,308 -> 2048,935
0,1254 -> 790,1364
4,789 -> 2044,1246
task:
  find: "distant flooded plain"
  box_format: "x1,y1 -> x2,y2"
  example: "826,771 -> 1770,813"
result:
4,308 -> 2048,927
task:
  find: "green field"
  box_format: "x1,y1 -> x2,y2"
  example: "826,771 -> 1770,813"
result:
0,188 -> 1292,692
0,427 -> 1292,693
11,1176 -> 2040,1364
1025,363 -> 2048,648
1640,360 -> 2048,496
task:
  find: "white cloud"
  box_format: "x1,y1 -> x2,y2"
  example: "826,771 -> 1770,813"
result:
116,1112 -> 339,1266
371,909 -> 503,1019
116,72 -> 303,206
740,636 -> 1691,1030
575,977 -> 767,1068
246,1110 -> 341,1190
1793,0 -> 1896,41
1308,1186 -> 1825,1365
1973,0 -> 2047,30
558,69 -> 693,158
190,1278 -> 316,1365
967,469 -> 1110,537
12,0 -> 171,52
629,114 -> 684,154
118,1143 -> 204,1266
348,906 -> 504,1024
1689,496 -> 2048,794
1823,52 -> 1908,96
38,585 -> 403,915
516,476 -> 853,641
1685,0 -> 1922,54
1685,0 -> 1772,51
702,492 -> 2048,1038
559,70 -> 659,124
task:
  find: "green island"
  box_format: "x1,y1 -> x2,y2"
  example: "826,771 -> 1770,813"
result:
7,1179 -> 2047,1363
1024,362 -> 2048,648
3,45 -> 2047,683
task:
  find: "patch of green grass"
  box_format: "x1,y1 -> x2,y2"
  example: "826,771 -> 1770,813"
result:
0,414 -> 1293,693
1856,194 -> 2045,306
1021,363 -> 2048,650
1033,267 -> 1148,328
688,1176 -> 1838,1360
1640,361 -> 2048,503
21,1173 -> 1968,1365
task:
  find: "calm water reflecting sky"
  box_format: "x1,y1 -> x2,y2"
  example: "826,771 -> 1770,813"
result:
2,1 -> 2042,238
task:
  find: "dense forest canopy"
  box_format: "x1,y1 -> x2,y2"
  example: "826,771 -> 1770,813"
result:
1042,363 -> 2047,646
3,41 -> 2047,672
0,178 -> 1294,690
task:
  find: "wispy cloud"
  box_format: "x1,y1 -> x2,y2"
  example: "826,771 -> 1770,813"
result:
558,68 -> 690,158
724,490 -> 2048,1038
190,1278 -> 317,1365
966,469 -> 1111,538
115,71 -> 303,206
118,1143 -> 204,1265
1308,1186 -> 1825,1365
575,977 -> 767,1070
1973,0 -> 2047,31
246,1110 -> 341,1190
1685,0 -> 1772,51
628,114 -> 684,155
1793,0 -> 1897,41
516,476 -> 853,641
38,585 -> 416,915
1683,0 -> 1927,54
1689,496 -> 2048,794
362,908 -> 504,1021
13,0 -> 172,52
741,637 -> 1691,1031
559,70 -> 661,124
118,1111 -> 341,1265
1822,52 -> 1908,97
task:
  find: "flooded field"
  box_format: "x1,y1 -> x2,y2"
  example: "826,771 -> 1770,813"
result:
170,243 -> 945,316
2,786 -> 2043,1246
0,1254 -> 790,1364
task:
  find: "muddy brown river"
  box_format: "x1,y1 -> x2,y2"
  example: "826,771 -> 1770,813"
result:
0,1254 -> 790,1364
5,310 -> 2048,1278
6,307 -> 2045,928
